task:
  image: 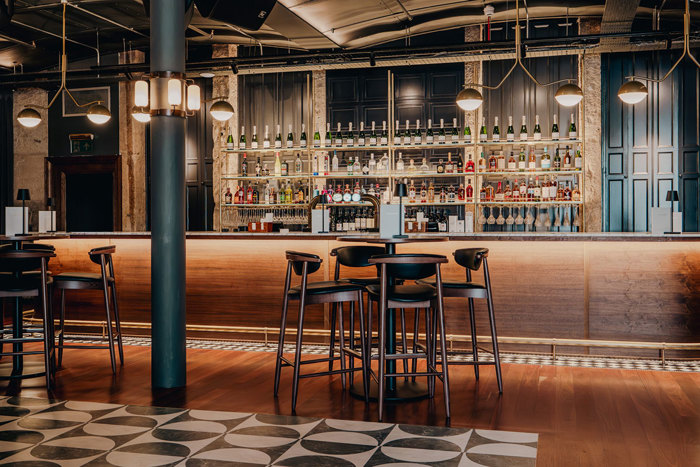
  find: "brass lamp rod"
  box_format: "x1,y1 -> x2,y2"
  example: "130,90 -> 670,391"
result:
464,0 -> 581,90
626,0 -> 699,83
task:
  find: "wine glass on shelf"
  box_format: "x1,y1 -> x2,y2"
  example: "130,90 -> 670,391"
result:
487,207 -> 496,225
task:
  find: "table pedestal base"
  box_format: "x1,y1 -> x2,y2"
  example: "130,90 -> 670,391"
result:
349,379 -> 429,402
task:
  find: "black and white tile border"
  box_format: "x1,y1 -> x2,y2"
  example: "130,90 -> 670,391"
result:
62,335 -> 700,373
0,396 -> 538,466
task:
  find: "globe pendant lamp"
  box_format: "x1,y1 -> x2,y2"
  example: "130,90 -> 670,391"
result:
618,80 -> 648,105
17,108 -> 42,128
87,104 -> 111,124
555,83 -> 584,107
456,87 -> 483,111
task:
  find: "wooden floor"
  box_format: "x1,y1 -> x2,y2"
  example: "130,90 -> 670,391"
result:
2,344 -> 699,466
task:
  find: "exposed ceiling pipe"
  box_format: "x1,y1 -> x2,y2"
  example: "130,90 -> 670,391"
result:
0,31 -> 34,48
67,2 -> 148,38
11,18 -> 100,53
395,0 -> 413,22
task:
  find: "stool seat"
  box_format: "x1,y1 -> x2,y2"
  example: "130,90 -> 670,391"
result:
366,283 -> 437,302
289,280 -> 363,296
54,272 -> 113,283
416,278 -> 486,290
0,274 -> 52,292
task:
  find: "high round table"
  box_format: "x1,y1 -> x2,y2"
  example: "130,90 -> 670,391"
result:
338,235 -> 447,401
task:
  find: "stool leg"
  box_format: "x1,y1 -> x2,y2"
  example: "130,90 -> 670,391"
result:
357,292 -> 369,403
367,297 -> 373,361
58,289 -> 65,368
411,308 -> 419,381
110,282 -> 124,365
0,297 -> 4,357
338,302 -> 347,388
101,275 -> 117,374
486,289 -> 503,394
400,308 -> 408,380
468,297 -> 479,380
40,265 -> 53,391
349,301 -> 355,386
328,303 -> 337,372
436,296 -> 451,420
291,292 -> 307,413
377,304 -> 387,422
424,307 -> 433,398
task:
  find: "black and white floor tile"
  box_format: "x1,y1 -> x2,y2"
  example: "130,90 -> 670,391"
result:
63,335 -> 700,373
0,396 -> 538,466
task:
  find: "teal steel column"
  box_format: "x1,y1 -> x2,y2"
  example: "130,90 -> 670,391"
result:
150,0 -> 186,388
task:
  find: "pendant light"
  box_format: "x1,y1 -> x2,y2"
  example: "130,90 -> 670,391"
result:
456,87 -> 483,111
554,83 -> 584,107
131,106 -> 151,123
17,108 -> 42,128
618,0 -> 699,104
210,100 -> 234,121
87,104 -> 111,124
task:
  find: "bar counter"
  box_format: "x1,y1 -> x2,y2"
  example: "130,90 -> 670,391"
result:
41,232 -> 700,358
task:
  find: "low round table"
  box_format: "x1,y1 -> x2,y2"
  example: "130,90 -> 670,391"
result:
338,235 -> 448,401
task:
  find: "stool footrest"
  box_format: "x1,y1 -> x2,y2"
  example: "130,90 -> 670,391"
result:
299,367 -> 362,379
0,337 -> 44,344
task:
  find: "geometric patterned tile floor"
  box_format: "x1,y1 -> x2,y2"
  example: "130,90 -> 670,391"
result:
64,335 -> 700,373
0,396 -> 538,466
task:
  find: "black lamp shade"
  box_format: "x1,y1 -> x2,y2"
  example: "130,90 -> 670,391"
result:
394,183 -> 408,197
666,190 -> 679,202
16,189 -> 30,201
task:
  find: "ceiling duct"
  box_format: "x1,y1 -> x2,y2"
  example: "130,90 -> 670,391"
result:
194,0 -> 277,31
0,0 -> 14,29
142,0 -> 195,29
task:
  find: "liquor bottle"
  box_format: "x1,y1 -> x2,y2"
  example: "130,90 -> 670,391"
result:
533,115 -> 542,141
295,153 -> 303,173
313,125 -> 321,147
569,113 -> 577,139
439,187 -> 446,204
563,146 -> 572,169
520,115 -> 528,141
234,185 -> 243,204
286,124 -> 294,148
380,153 -> 390,173
572,183 -> 581,201
533,177 -> 541,201
445,152 -> 454,173
246,184 -> 254,204
358,122 -> 366,146
426,119 -> 434,144
495,181 -> 504,201
478,151 -> 487,172
352,156 -> 360,174
451,118 -> 459,143
251,125 -> 259,149
262,162 -> 269,176
575,145 -> 583,169
332,185 -> 343,203
404,120 -> 412,145
408,158 -> 416,173
479,117 -> 488,142
396,152 -> 405,172
541,146 -> 551,170
275,125 -> 282,149
456,154 -> 464,173
368,153 -> 376,174
347,156 -> 354,176
504,181 -> 512,199
479,184 -> 486,201
325,123 -> 332,147
285,182 -> 293,204
420,157 -> 430,172
527,178 -> 534,200
553,148 -> 561,171
492,117 -> 500,142
409,180 -> 417,203
520,178 -> 527,199
448,185 -> 456,203
255,157 -> 261,176
224,187 -> 233,204
552,114 -> 560,140
460,182 -> 467,200
438,118 -> 446,143
362,160 -> 369,175
300,124 -> 307,148
508,151 -> 517,171
464,121 -> 472,143
414,120 -> 422,144
331,151 -> 339,173
335,122 -> 343,147
239,126 -> 246,149
466,153 -> 475,173
437,158 -> 445,174
312,154 -> 318,176
253,185 -> 259,204
528,148 -> 537,171
263,125 -> 271,149
428,181 -> 435,203
488,151 -> 497,171
226,127 -> 234,149
518,148 -> 526,171
497,151 -> 506,171
485,183 -> 494,201
394,120 -> 402,145
564,182 -> 572,201
380,121 -> 388,145
241,153 -> 248,176
512,179 -> 520,201
506,116 -> 515,142
346,122 -> 354,147
343,184 -> 352,203
420,181 -> 428,203
274,152 -> 282,176
370,121 -> 378,146
541,176 -> 549,201
324,153 -> 331,175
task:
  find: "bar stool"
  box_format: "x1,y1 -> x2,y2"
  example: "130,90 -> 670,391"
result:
365,254 -> 451,422
0,249 -> 56,390
52,246 -> 124,374
274,251 -> 368,413
418,248 -> 502,393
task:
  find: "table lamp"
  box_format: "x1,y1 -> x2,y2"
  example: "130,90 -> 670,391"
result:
665,189 -> 679,234
16,189 -> 30,236
393,182 -> 408,238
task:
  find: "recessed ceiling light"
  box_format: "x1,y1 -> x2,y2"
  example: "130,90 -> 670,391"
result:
200,72 -> 215,78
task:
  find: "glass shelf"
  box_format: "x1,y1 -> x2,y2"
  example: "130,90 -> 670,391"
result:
223,147 -> 309,153
222,174 -> 311,180
402,201 -> 469,206
312,173 -> 391,179
476,170 -> 582,176
222,203 -> 309,207
312,145 -> 390,151
395,172 -> 470,178
477,201 -> 582,206
475,139 -> 582,146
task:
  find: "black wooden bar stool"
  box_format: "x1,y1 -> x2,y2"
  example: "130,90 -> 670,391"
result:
0,248 -> 56,390
419,248 -> 502,393
52,246 -> 124,374
365,254 -> 451,422
274,251 -> 369,413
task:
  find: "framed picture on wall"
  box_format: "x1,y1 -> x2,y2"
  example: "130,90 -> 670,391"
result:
62,87 -> 110,117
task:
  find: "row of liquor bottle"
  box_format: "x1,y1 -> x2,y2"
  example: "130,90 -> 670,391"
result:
227,114 -> 579,150
477,146 -> 582,172
479,177 -> 581,202
404,208 -> 461,233
223,182 -> 307,205
329,207 -> 378,232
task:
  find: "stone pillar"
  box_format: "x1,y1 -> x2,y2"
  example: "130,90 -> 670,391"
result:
464,25 -> 482,165
580,19 -> 602,232
119,50 -> 147,231
212,44 -> 238,231
13,88 -> 48,230
312,70 -> 326,140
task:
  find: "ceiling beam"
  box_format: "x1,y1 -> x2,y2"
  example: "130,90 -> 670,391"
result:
599,0 -> 641,46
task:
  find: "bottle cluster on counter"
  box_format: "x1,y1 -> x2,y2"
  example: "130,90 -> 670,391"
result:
226,113 -> 579,151
329,206 -> 378,232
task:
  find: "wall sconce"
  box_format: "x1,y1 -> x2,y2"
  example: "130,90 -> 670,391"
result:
168,78 -> 183,106
17,107 -> 42,128
131,106 -> 151,123
187,84 -> 201,111
209,100 -> 234,121
134,80 -> 149,107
